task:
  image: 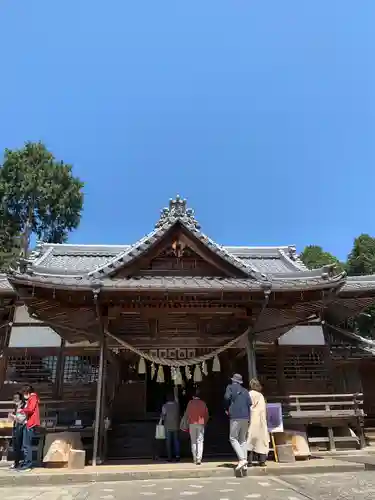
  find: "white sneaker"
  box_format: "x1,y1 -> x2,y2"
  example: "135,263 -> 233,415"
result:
235,459 -> 247,470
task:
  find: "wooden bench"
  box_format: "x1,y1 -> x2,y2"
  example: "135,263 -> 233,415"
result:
270,393 -> 366,451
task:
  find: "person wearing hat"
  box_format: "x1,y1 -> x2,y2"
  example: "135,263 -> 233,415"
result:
224,373 -> 251,470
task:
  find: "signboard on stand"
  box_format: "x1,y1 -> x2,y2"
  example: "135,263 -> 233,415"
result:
266,403 -> 283,433
266,402 -> 284,463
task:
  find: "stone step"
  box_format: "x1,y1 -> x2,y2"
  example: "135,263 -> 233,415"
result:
107,420 -> 232,459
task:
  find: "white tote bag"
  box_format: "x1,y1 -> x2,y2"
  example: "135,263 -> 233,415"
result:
155,419 -> 166,440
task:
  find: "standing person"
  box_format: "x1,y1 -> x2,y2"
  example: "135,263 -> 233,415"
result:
161,392 -> 180,462
8,392 -> 26,470
185,389 -> 209,465
20,385 -> 40,471
224,373 -> 251,471
247,378 -> 269,467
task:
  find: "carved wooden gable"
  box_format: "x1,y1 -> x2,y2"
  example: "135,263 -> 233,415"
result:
136,244 -> 227,276
113,227 -> 237,278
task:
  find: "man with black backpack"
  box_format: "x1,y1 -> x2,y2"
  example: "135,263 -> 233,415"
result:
224,373 -> 251,471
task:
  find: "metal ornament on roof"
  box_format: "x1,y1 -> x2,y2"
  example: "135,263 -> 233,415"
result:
155,195 -> 201,230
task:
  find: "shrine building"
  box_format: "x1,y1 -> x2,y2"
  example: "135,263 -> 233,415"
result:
1,196 -> 375,461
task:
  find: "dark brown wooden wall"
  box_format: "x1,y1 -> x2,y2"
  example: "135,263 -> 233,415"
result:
1,345 -> 373,421
0,347 -> 99,401
256,345 -> 331,397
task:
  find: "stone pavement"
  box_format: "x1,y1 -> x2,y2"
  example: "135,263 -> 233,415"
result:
280,472 -> 375,500
0,457 -> 368,487
0,473 -> 375,500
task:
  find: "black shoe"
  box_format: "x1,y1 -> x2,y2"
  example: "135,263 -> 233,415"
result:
18,465 -> 32,472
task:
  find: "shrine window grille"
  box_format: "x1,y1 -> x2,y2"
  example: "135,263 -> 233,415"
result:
4,355 -> 58,385
256,353 -> 278,384
283,349 -> 328,381
63,355 -> 99,384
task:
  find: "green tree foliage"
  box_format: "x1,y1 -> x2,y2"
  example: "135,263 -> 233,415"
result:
0,142 -> 84,258
300,238 -> 375,339
0,214 -> 21,271
346,234 -> 375,276
300,245 -> 346,273
346,234 -> 375,338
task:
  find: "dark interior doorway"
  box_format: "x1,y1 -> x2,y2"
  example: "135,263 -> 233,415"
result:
146,365 -> 196,415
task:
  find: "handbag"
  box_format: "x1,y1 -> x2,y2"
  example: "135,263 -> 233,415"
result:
155,419 -> 166,440
180,411 -> 188,433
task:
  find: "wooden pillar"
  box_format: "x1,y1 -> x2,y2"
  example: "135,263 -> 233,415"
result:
92,334 -> 105,466
354,392 -> 366,449
92,290 -> 106,467
321,320 -> 335,392
245,332 -> 257,382
0,303 -> 16,389
245,289 -> 270,384
98,337 -> 107,461
54,339 -> 66,399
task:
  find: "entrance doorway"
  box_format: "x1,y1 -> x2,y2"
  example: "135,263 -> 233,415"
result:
107,349 -> 247,459
146,365 -> 195,417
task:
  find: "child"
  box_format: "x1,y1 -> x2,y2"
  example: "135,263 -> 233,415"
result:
8,392 -> 26,469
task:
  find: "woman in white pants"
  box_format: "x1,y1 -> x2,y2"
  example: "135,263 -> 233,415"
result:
185,389 -> 209,465
247,378 -> 269,466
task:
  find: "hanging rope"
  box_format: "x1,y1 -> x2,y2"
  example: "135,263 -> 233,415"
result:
326,322 -> 375,348
104,327 -> 250,367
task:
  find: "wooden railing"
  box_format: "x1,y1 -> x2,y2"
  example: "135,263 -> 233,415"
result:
271,393 -> 364,419
269,393 -> 366,450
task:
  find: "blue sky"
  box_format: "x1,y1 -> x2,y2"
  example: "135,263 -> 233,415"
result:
1,1 -> 374,261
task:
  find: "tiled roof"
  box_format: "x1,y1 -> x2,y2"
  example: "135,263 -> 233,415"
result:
8,272 -> 346,292
79,219 -> 264,280
340,275 -> 375,293
25,196 -> 307,277
3,196 -> 375,298
26,242 -> 306,277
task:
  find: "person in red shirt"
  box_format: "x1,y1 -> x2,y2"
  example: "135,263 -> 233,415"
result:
185,389 -> 209,465
20,385 -> 40,471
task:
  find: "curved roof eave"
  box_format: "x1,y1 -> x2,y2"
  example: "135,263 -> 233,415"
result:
340,275 -> 375,294
7,271 -> 346,294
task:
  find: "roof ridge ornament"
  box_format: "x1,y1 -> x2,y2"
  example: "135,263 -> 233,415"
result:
155,195 -> 201,230
287,245 -> 297,261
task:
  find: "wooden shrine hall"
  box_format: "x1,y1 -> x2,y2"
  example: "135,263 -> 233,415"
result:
2,195 -> 375,462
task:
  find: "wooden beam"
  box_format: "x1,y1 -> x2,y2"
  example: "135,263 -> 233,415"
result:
109,304 -> 249,317
106,335 -> 235,349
